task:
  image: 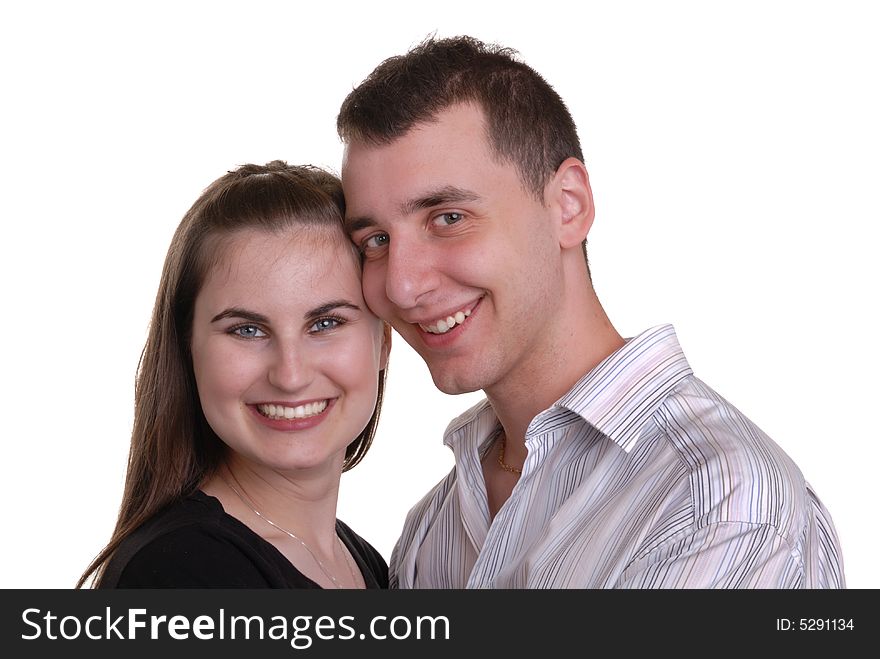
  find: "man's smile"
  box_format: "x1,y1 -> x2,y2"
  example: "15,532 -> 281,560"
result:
418,304 -> 475,335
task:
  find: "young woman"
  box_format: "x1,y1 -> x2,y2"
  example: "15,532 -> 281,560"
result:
78,161 -> 390,588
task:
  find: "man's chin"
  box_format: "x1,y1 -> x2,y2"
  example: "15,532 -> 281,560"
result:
428,367 -> 485,396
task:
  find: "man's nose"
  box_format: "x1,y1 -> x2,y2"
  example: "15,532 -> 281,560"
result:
383,236 -> 439,310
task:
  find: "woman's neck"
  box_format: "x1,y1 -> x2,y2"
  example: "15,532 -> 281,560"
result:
203,460 -> 342,555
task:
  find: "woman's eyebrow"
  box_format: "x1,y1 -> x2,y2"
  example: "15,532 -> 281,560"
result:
210,307 -> 269,324
306,300 -> 361,319
211,302 -> 361,324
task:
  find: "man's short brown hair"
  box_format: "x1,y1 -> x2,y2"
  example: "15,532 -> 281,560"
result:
337,35 -> 584,201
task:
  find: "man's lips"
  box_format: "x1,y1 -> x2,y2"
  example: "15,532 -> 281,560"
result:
414,298 -> 481,335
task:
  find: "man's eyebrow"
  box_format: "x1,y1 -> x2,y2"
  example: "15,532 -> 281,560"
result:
399,186 -> 481,216
211,308 -> 269,324
344,185 -> 482,234
344,215 -> 375,235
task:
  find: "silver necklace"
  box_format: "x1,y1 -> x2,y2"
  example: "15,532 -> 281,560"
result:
222,476 -> 359,589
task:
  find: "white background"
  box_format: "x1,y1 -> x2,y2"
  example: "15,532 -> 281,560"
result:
2,1 -> 877,588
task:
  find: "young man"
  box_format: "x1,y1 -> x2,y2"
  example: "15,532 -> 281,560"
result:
337,36 -> 845,588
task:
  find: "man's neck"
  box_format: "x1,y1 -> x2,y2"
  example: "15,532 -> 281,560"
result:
486,295 -> 624,448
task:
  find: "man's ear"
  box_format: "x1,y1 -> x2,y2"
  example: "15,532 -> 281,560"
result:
546,157 -> 595,249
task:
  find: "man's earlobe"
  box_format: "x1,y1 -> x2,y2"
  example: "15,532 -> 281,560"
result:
551,158 -> 595,249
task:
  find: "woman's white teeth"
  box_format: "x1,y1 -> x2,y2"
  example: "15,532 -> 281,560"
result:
258,400 -> 328,420
421,308 -> 472,334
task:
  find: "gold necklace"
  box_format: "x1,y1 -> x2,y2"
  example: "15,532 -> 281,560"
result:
496,430 -> 523,475
222,475 -> 360,589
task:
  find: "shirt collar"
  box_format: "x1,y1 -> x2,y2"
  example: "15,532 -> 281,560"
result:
552,324 -> 693,452
443,398 -> 494,450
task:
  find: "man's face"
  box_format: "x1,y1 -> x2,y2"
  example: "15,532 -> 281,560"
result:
342,103 -> 567,397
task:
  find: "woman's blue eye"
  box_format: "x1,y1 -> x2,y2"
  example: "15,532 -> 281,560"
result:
311,317 -> 341,333
231,325 -> 265,339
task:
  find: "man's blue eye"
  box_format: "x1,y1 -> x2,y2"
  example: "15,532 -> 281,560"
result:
433,212 -> 463,226
363,233 -> 389,250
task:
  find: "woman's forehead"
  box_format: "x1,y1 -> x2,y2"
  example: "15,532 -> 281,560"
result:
201,226 -> 361,294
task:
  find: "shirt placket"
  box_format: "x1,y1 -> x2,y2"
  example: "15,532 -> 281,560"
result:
465,427 -> 559,588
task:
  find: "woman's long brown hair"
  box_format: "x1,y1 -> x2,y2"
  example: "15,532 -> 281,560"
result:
76,161 -> 386,588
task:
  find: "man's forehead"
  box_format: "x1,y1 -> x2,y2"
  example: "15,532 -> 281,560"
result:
342,103 -> 489,165
343,102 -> 486,148
340,104 -> 502,224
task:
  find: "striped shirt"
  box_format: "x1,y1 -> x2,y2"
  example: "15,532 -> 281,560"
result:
390,325 -> 845,588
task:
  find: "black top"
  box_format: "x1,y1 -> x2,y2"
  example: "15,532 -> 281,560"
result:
99,490 -> 388,588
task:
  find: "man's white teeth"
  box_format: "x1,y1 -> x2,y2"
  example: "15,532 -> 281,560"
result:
420,308 -> 472,334
257,400 -> 328,420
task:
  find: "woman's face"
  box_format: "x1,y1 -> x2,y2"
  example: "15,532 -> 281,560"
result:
190,226 -> 389,474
